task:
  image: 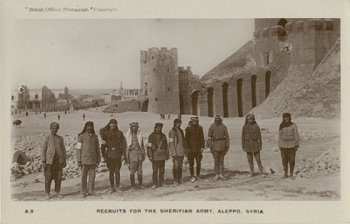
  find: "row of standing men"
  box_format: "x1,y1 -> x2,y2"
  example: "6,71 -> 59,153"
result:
41,113 -> 299,199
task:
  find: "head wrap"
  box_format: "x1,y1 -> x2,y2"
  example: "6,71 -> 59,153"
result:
212,114 -> 223,125
50,122 -> 59,129
129,121 -> 139,127
86,121 -> 94,126
99,119 -> 119,137
247,114 -> 255,120
188,120 -> 193,126
79,121 -> 96,137
279,113 -> 293,130
109,119 -> 118,124
191,116 -> 199,122
173,118 -> 182,125
283,113 -> 291,119
244,113 -> 257,126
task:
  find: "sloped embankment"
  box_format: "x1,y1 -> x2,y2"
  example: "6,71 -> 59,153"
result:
251,39 -> 340,119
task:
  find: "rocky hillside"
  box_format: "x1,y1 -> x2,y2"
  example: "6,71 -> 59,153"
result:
251,39 -> 340,118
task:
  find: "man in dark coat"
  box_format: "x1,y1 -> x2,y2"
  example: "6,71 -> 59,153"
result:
185,116 -> 205,182
76,121 -> 100,197
100,119 -> 126,193
41,122 -> 67,199
147,122 -> 169,188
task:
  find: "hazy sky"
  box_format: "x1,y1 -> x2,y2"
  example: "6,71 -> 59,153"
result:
10,19 -> 254,89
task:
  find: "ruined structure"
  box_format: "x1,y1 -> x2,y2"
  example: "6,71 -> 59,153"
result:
41,86 -> 57,111
11,84 -> 73,114
13,84 -> 41,113
140,18 -> 340,117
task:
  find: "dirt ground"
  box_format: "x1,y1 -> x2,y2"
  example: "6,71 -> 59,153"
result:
10,109 -> 340,201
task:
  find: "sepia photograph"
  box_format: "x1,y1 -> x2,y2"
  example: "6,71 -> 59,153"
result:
8,17 -> 341,202
1,0 -> 349,224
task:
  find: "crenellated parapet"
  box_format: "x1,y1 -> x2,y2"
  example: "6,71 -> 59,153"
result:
254,19 -> 339,41
140,47 -> 177,64
284,19 -> 339,33
178,66 -> 192,72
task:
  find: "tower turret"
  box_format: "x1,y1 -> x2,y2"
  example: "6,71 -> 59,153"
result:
140,47 -> 180,114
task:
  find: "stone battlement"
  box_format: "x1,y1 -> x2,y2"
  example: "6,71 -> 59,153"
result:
178,66 -> 192,72
140,47 -> 177,62
254,19 -> 339,40
285,19 -> 339,33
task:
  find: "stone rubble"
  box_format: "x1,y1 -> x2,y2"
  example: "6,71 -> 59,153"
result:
11,134 -> 109,181
295,140 -> 340,178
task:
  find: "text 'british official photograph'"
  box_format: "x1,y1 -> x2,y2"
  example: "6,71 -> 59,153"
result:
8,17 -> 341,202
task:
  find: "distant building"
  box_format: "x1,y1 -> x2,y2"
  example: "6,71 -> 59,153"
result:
11,85 -> 74,113
111,95 -> 122,103
78,93 -> 107,109
92,98 -> 106,107
11,94 -> 18,114
101,94 -> 112,104
110,82 -> 141,102
41,86 -> 57,112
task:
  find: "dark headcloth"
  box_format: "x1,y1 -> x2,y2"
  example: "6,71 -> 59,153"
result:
79,121 -> 96,137
283,113 -> 291,119
279,113 -> 293,130
85,121 -> 94,127
173,118 -> 182,125
109,119 -> 118,124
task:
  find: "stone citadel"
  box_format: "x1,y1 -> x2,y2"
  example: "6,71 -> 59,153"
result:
138,18 -> 340,117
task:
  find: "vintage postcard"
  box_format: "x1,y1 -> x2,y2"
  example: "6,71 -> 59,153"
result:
1,0 -> 349,223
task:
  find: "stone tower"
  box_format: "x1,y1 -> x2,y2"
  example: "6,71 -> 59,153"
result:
253,18 -> 297,96
140,47 -> 180,114
17,84 -> 30,110
254,18 -> 340,75
178,66 -> 192,115
285,19 -> 340,68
